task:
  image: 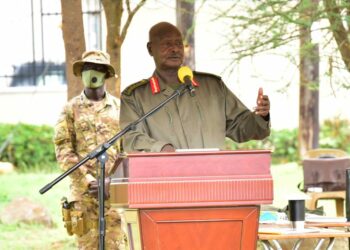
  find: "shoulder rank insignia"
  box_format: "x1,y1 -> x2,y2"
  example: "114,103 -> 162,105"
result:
192,78 -> 200,87
123,79 -> 148,96
150,76 -> 160,94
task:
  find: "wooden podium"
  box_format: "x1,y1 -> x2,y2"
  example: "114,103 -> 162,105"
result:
110,150 -> 273,250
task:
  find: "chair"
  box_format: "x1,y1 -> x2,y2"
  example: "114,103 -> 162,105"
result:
304,148 -> 348,159
303,148 -> 350,217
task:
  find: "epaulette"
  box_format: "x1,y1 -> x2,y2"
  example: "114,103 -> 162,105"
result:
122,79 -> 149,96
193,71 -> 222,80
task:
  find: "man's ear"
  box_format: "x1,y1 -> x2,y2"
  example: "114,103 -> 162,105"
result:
147,42 -> 152,56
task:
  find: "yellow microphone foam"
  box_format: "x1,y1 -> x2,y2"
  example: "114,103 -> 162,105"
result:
177,66 -> 193,83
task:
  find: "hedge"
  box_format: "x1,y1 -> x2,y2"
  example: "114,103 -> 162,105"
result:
225,117 -> 350,163
0,118 -> 349,171
0,123 -> 56,172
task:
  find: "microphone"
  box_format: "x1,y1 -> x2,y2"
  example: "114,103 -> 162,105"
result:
177,66 -> 195,96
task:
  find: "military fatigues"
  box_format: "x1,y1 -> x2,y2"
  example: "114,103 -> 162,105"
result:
120,71 -> 270,152
54,91 -> 122,249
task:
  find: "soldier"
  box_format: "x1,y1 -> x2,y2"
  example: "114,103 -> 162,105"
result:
120,22 -> 271,152
54,50 -> 123,249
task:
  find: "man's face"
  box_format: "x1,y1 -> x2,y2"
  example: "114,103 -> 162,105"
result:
81,62 -> 107,89
148,30 -> 184,70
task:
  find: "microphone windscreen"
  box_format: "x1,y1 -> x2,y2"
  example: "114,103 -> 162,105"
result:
178,66 -> 193,83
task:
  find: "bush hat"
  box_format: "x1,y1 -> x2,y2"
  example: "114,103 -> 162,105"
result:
73,50 -> 116,78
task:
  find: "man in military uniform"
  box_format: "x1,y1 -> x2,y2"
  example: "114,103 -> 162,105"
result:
120,22 -> 270,152
54,50 -> 122,249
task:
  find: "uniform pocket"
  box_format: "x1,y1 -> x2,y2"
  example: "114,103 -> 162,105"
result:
75,119 -> 96,151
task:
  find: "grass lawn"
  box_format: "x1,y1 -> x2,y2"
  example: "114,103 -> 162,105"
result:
271,162 -> 304,209
271,163 -> 338,216
0,163 -> 341,249
0,172 -> 76,250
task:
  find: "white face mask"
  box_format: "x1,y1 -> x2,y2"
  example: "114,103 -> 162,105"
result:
82,70 -> 106,88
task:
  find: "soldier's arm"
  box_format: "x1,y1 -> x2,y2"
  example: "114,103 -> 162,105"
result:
223,81 -> 270,142
53,105 -> 94,183
120,92 -> 171,152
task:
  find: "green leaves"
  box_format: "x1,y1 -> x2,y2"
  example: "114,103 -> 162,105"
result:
0,123 -> 56,172
225,117 -> 350,163
225,128 -> 299,163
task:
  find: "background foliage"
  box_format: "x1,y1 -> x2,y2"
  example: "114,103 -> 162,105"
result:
0,172 -> 76,249
0,123 -> 56,172
0,119 -> 349,171
225,117 -> 350,163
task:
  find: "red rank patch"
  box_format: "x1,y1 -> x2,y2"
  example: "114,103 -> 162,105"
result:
150,76 -> 160,94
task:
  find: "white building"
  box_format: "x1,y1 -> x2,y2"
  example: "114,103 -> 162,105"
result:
0,0 -> 349,129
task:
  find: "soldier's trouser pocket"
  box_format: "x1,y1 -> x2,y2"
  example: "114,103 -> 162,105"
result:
61,198 -> 97,237
70,210 -> 89,236
61,197 -> 74,236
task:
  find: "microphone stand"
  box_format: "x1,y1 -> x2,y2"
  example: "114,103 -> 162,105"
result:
39,82 -> 193,250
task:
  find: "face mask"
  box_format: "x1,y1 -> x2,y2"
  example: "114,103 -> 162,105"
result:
82,70 -> 106,88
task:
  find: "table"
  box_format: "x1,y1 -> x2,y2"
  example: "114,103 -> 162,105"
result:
258,222 -> 350,250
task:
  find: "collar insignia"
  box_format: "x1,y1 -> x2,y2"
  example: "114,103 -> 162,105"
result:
150,76 -> 160,94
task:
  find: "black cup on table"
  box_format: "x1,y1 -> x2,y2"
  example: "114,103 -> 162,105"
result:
288,198 -> 305,230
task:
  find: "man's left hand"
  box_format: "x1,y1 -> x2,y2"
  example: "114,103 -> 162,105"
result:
254,87 -> 270,118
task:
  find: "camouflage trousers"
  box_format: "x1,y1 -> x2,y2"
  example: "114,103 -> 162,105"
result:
73,199 -> 123,250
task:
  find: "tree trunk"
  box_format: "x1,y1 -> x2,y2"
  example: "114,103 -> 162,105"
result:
61,0 -> 86,100
101,0 -> 122,98
298,1 -> 320,158
101,0 -> 145,98
176,0 -> 196,70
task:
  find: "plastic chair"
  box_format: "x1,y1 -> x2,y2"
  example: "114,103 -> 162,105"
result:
304,148 -> 348,159
303,148 -> 350,217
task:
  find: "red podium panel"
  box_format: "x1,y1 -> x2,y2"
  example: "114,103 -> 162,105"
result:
140,206 -> 259,250
112,150 -> 273,208
110,150 -> 273,250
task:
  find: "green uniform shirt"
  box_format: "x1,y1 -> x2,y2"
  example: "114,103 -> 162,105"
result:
120,71 -> 270,152
54,91 -> 120,199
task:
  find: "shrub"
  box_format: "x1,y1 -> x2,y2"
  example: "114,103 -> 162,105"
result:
0,123 -> 56,172
225,128 -> 298,164
1,117 -> 349,171
225,118 -> 350,164
319,117 -> 350,152
268,128 -> 299,163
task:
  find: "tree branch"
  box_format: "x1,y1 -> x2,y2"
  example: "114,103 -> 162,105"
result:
120,0 -> 146,44
324,0 -> 350,71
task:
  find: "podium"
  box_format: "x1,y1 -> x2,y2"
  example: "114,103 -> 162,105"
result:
110,150 -> 273,250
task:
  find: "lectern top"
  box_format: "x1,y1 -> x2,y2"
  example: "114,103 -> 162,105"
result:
122,149 -> 271,179
110,150 -> 274,208
126,149 -> 271,158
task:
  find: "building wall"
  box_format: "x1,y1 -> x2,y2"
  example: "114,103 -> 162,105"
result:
0,1 -> 350,129
0,87 -> 66,126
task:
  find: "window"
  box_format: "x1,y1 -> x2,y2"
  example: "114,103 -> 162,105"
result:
0,0 -> 103,88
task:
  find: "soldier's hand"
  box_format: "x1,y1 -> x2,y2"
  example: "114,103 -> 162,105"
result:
254,87 -> 270,118
88,176 -> 111,200
161,144 -> 175,152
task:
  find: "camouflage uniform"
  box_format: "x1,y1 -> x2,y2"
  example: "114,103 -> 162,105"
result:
120,71 -> 270,152
54,91 -> 122,249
